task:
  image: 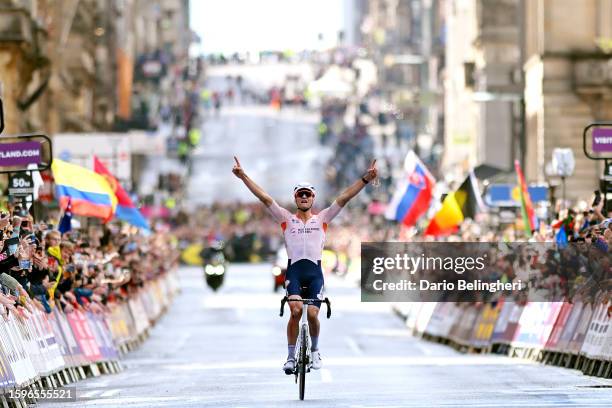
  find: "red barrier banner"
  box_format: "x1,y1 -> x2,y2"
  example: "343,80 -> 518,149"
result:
512,302 -> 563,348
66,310 -> 103,363
491,301 -> 524,345
54,308 -> 88,367
556,301 -> 584,353
545,302 -> 574,352
567,303 -> 595,354
448,305 -> 479,346
87,312 -> 118,361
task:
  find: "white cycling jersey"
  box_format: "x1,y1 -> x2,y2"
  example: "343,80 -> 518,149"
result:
267,200 -> 343,264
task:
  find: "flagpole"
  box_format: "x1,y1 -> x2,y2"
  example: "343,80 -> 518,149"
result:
561,175 -> 566,210
55,203 -> 65,232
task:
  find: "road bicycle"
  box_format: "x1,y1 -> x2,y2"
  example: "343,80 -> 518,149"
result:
280,295 -> 331,400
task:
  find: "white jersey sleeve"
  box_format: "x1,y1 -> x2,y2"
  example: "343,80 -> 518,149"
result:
266,200 -> 292,223
318,201 -> 343,224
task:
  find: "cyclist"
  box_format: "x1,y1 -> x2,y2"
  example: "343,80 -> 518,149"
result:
232,156 -> 377,374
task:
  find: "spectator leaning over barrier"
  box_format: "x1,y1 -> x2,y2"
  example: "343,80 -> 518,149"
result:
46,231 -> 64,303
0,200 -> 180,321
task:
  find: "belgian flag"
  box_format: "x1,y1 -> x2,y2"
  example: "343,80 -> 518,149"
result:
424,171 -> 484,236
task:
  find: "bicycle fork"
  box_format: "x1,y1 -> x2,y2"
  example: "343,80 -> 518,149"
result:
296,304 -> 311,376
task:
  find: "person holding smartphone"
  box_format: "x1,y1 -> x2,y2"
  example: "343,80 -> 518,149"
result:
590,191 -> 606,225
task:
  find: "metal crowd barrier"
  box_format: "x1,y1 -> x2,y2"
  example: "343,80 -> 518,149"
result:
0,270 -> 180,406
394,293 -> 612,379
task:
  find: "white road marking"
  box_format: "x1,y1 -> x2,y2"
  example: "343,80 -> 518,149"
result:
345,337 -> 364,356
415,342 -> 434,356
87,379 -> 110,387
161,355 -> 535,371
357,329 -> 414,337
79,390 -> 100,398
320,368 -> 333,383
172,332 -> 191,352
100,389 -> 121,398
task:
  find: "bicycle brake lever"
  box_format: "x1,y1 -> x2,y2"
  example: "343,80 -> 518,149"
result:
280,296 -> 287,317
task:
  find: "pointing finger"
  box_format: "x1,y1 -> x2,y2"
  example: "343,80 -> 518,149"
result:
370,159 -> 377,169
234,156 -> 241,166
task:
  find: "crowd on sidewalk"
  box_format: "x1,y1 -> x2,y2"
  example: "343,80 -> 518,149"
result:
0,202 -> 178,318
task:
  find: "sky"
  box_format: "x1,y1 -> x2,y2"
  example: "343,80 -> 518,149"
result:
190,0 -> 346,55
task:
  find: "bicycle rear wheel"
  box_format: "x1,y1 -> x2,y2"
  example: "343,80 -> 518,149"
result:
298,327 -> 307,400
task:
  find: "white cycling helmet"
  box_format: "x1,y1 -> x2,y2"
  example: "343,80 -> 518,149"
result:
293,182 -> 316,194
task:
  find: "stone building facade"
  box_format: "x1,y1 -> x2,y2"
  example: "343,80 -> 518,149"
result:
524,0 -> 612,201
0,0 -> 191,136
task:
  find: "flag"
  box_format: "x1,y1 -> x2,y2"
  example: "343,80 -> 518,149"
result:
93,156 -> 150,230
514,159 -> 536,237
385,151 -> 434,227
52,159 -> 117,220
555,227 -> 568,249
58,199 -> 72,234
425,171 -> 484,236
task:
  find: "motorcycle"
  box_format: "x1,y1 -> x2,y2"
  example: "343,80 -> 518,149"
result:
272,247 -> 288,292
202,243 -> 227,291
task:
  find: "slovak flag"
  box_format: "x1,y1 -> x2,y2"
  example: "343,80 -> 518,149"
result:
385,151 -> 435,226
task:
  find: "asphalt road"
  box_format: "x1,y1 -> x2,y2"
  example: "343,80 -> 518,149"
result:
186,72 -> 334,205
43,264 -> 612,407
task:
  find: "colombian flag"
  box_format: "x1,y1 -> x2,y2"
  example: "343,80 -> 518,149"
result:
52,159 -> 117,220
93,156 -> 150,230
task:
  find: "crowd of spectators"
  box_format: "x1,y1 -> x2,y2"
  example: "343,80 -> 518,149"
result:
0,202 -> 178,319
174,199 -> 395,278
367,198 -> 612,303
318,96 -> 408,207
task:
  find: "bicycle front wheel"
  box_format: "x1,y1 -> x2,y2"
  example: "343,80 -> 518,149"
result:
298,328 -> 307,400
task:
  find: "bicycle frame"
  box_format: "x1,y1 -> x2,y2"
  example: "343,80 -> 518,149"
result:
295,301 -> 310,371
279,296 -> 331,400
280,296 -> 331,381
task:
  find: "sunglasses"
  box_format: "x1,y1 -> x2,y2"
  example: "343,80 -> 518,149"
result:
295,190 -> 313,199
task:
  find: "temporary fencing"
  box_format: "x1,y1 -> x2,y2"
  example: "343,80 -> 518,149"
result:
0,270 -> 179,406
394,293 -> 612,379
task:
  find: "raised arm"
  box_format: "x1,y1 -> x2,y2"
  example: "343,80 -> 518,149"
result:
335,159 -> 378,207
232,156 -> 273,206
